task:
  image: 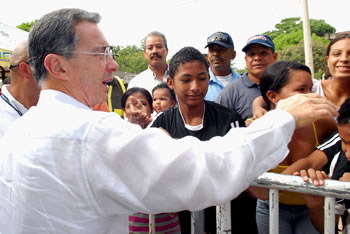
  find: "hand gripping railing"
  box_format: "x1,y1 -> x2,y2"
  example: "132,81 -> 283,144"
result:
250,172 -> 350,234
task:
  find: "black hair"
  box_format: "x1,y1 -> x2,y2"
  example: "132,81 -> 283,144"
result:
337,96 -> 350,125
260,61 -> 311,110
168,46 -> 209,79
121,87 -> 153,113
152,83 -> 176,102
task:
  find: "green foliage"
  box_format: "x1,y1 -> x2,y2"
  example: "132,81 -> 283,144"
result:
113,45 -> 148,74
16,20 -> 37,32
273,30 -> 304,51
310,19 -> 336,37
273,30 -> 329,51
264,17 -> 335,79
264,17 -> 336,40
278,39 -> 328,79
235,67 -> 247,75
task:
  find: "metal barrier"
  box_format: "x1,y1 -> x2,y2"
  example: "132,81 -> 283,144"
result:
150,172 -> 350,233
250,172 -> 350,234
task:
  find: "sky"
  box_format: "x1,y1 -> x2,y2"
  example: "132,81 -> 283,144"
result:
0,0 -> 349,69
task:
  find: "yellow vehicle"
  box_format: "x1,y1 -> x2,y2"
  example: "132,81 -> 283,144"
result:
0,22 -> 28,83
0,48 -> 11,82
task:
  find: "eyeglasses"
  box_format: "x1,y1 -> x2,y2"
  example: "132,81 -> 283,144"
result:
71,46 -> 118,64
9,61 -> 29,70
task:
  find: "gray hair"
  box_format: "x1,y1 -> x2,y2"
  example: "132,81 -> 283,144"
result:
28,8 -> 101,83
143,31 -> 168,50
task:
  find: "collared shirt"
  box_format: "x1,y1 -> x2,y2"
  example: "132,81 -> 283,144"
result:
0,89 -> 295,234
0,85 -> 28,138
216,73 -> 261,121
312,79 -> 325,96
204,67 -> 241,101
127,66 -> 168,95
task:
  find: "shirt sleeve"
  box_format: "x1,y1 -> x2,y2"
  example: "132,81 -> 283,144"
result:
318,132 -> 342,174
85,109 -> 295,216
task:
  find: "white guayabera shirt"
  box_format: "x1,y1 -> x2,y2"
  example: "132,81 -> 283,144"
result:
0,89 -> 294,234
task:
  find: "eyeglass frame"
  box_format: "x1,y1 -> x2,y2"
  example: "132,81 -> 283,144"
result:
70,46 -> 118,64
9,61 -> 29,70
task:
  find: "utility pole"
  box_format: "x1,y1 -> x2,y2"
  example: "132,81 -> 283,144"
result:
301,0 -> 314,77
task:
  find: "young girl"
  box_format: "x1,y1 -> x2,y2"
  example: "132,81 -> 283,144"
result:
152,83 -> 177,114
121,87 -> 181,233
121,87 -> 153,129
253,61 -> 337,234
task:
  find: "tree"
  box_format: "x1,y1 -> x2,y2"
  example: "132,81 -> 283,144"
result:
263,17 -> 335,79
278,39 -> 327,79
264,17 -> 336,40
16,19 -> 147,74
16,20 -> 37,32
113,45 -> 148,74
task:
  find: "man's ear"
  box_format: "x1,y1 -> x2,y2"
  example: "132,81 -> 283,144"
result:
19,62 -> 33,80
273,52 -> 278,61
43,54 -> 69,80
167,76 -> 174,89
231,49 -> 236,60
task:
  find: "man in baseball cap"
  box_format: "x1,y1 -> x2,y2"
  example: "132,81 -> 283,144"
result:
217,34 -> 277,121
242,34 -> 275,52
204,32 -> 241,101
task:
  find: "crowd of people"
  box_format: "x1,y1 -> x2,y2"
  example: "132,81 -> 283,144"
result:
0,7 -> 347,234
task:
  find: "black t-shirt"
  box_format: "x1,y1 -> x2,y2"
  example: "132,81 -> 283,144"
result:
151,100 -> 245,140
318,131 -> 350,229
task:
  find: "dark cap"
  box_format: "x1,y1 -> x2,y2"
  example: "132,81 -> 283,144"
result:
205,32 -> 234,48
242,34 -> 275,52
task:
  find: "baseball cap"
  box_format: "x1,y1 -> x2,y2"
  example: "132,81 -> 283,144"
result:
205,32 -> 234,48
242,34 -> 275,52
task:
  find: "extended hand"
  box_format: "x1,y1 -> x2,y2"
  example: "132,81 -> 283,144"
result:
127,96 -> 152,129
276,93 -> 338,129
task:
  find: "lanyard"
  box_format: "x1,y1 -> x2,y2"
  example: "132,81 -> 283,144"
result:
0,94 -> 23,116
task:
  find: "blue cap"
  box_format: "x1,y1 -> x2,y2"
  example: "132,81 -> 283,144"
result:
242,34 -> 275,52
205,32 -> 234,48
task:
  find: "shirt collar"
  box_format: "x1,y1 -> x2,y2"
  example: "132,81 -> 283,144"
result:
1,85 -> 28,114
208,67 -> 238,83
37,90 -> 92,111
241,73 -> 260,88
149,65 -> 169,82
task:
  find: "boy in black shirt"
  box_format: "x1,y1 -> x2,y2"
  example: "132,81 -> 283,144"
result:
151,47 -> 253,233
292,97 -> 350,233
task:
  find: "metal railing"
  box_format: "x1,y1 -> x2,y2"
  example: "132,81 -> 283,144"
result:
149,172 -> 350,233
250,172 -> 350,234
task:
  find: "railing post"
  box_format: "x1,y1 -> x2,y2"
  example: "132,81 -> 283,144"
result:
216,203 -> 232,233
269,189 -> 279,234
324,196 -> 335,234
149,214 -> 155,234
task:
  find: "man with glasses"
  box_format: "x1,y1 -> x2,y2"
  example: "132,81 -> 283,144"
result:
0,40 -> 40,138
0,8 -> 338,234
204,32 -> 241,101
127,31 -> 169,95
216,34 -> 278,121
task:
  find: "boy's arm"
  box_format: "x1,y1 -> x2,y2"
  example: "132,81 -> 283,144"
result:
251,96 -> 268,119
282,149 -> 328,175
